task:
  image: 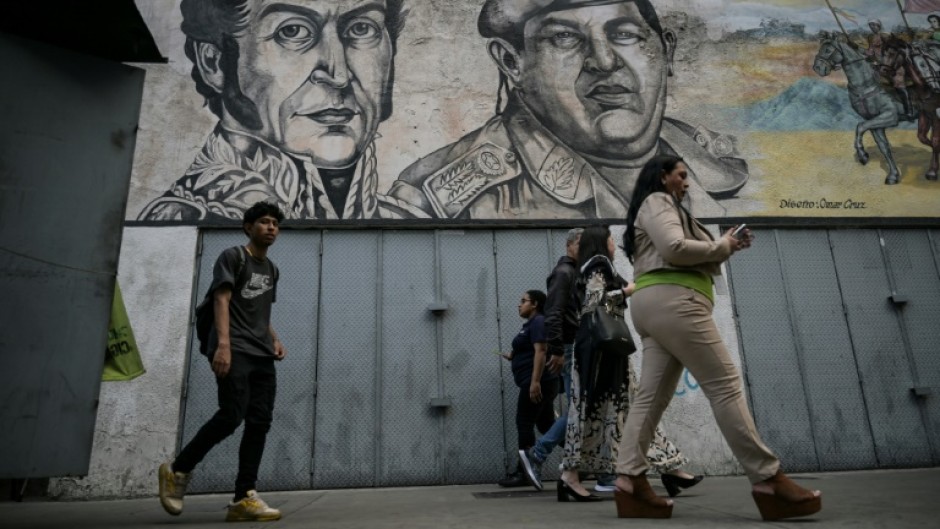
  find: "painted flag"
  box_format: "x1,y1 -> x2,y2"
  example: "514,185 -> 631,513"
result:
832,6 -> 859,24
904,0 -> 940,13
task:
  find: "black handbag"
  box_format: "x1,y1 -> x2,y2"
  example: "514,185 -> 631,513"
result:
588,302 -> 637,356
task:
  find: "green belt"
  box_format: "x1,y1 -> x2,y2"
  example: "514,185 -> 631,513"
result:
634,269 -> 715,304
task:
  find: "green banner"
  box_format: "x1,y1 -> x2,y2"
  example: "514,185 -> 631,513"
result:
102,282 -> 145,381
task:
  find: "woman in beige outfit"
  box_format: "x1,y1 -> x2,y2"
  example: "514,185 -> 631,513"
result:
612,156 -> 822,521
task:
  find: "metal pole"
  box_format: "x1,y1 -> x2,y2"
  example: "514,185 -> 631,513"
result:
825,0 -> 850,38
896,0 -> 913,33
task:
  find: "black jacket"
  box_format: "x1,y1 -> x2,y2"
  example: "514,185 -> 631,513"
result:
544,256 -> 580,357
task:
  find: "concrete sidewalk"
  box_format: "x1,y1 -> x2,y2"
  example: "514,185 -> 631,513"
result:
3,468 -> 938,528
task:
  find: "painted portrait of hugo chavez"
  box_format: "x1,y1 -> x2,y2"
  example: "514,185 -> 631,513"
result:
385,0 -> 749,221
138,0 -> 406,222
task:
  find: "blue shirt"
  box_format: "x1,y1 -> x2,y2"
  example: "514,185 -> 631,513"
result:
510,314 -> 558,387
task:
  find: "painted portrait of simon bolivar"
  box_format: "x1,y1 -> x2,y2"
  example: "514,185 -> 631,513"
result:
139,0 -> 406,221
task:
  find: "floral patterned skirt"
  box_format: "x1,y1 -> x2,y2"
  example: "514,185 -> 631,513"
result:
561,353 -> 688,474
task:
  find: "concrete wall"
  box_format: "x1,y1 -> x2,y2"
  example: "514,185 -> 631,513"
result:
49,228 -> 198,499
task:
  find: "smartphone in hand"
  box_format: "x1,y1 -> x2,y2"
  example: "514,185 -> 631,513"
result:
731,224 -> 748,240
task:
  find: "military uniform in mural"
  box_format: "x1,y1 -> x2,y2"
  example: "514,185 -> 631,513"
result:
380,95 -> 747,221
378,0 -> 747,220
138,127 -> 379,221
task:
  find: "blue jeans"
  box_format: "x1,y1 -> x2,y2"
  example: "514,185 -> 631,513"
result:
530,343 -> 573,463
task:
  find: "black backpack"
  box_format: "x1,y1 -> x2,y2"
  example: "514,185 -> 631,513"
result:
194,246 -> 278,356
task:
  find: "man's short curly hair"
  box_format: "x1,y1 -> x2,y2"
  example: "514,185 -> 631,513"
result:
243,201 -> 284,234
180,0 -> 406,122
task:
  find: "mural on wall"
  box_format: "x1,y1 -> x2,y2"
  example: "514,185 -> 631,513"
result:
131,0 -> 940,223
813,4 -> 940,184
384,0 -> 748,220
139,0 -> 406,221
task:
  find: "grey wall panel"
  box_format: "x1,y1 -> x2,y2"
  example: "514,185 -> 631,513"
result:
181,231 -> 319,492
829,230 -> 931,467
313,232 -> 379,488
263,231 -> 320,488
728,230 -> 817,471
882,230 -> 940,387
437,231 -> 505,483
379,231 -> 441,486
493,231 -> 555,472
179,231 -> 244,493
881,230 -> 940,463
0,35 -> 144,478
776,231 -> 876,470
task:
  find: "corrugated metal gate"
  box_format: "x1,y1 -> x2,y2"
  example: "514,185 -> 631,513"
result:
180,229 -> 571,492
728,228 -> 940,471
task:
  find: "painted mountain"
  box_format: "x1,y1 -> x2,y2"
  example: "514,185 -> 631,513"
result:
722,77 -> 915,131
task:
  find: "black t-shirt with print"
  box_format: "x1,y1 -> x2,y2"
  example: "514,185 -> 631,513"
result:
207,246 -> 278,358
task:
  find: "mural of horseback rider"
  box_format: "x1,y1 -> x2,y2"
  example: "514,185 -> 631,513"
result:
865,19 -> 916,119
813,0 -> 940,188
917,14 -> 940,47
814,31 -> 903,184
913,14 -> 940,70
893,34 -> 940,181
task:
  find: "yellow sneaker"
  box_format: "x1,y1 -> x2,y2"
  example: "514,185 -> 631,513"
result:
226,490 -> 282,522
157,462 -> 190,516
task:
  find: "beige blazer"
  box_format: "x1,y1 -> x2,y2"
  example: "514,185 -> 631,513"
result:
632,192 -> 732,277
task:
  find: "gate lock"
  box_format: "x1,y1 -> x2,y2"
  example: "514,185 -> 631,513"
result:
888,292 -> 909,306
429,397 -> 453,409
427,302 -> 449,314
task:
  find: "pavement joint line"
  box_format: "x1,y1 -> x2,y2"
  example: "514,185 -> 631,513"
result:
672,497 -> 773,527
281,492 -> 326,518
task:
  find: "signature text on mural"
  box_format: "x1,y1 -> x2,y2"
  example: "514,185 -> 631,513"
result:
779,198 -> 867,210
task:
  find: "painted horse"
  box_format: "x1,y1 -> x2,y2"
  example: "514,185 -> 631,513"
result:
813,35 -> 902,184
897,38 -> 940,181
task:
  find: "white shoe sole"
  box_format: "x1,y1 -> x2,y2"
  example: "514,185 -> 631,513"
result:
518,449 -> 543,491
158,463 -> 183,516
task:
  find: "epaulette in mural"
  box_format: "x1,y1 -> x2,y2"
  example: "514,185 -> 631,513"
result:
421,142 -> 522,218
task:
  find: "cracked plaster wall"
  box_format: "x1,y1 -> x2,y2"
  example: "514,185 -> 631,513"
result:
48,227 -> 198,499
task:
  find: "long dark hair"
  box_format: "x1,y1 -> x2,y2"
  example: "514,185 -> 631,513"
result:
578,226 -> 612,266
623,155 -> 684,263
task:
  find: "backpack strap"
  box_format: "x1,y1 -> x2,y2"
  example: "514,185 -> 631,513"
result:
235,245 -> 246,280
579,255 -> 614,276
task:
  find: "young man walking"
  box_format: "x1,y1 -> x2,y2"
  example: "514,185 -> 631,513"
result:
519,228 -> 582,490
159,201 -> 286,522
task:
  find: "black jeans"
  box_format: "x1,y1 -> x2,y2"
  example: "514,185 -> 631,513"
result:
515,378 -> 560,450
174,352 -> 277,498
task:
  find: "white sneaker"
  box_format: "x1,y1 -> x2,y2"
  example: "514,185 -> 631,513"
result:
594,474 -> 617,492
158,462 -> 191,515
518,449 -> 543,491
226,490 -> 282,522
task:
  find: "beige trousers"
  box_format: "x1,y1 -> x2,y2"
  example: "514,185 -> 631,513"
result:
616,284 -> 780,484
